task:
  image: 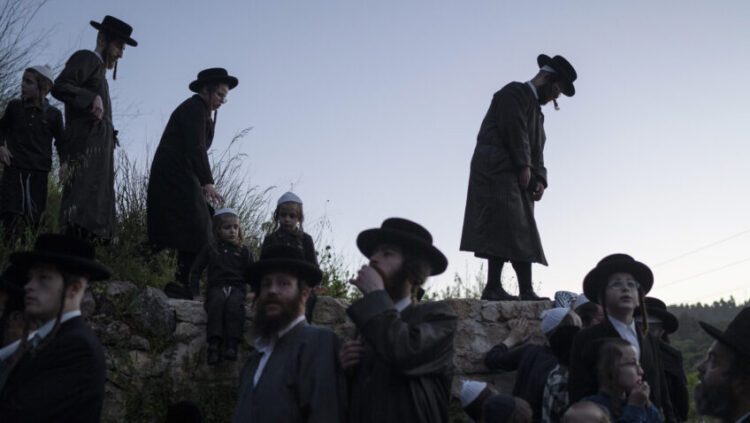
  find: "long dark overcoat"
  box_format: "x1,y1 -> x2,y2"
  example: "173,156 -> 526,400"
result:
0,316 -> 106,422
52,50 -> 117,237
346,291 -> 457,423
568,319 -> 677,423
147,95 -> 215,253
460,82 -> 548,264
659,341 -> 689,422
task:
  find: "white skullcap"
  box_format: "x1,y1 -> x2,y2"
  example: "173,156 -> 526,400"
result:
214,208 -> 238,217
541,307 -> 569,334
573,294 -> 590,309
277,191 -> 302,205
540,64 -> 557,74
26,65 -> 55,85
460,380 -> 488,408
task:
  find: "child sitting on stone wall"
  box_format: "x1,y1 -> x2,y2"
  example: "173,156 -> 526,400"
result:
189,208 -> 254,365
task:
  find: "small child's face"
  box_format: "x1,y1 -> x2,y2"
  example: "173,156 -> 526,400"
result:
618,345 -> 644,394
277,202 -> 300,231
218,217 -> 240,242
21,71 -> 41,100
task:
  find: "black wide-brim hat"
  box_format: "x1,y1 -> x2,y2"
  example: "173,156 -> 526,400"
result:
537,54 -> 577,97
90,15 -> 137,47
699,307 -> 750,359
189,68 -> 239,93
10,234 -> 112,282
635,297 -> 678,334
357,217 -> 448,276
246,245 -> 323,293
583,253 -> 653,304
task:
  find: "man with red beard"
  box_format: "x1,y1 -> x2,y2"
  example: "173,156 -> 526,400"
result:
233,245 -> 346,423
341,218 -> 458,422
695,308 -> 750,423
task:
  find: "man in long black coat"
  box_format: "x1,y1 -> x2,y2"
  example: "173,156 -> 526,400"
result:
147,68 -> 237,298
460,54 -> 577,301
0,233 -> 112,422
52,16 -> 137,240
341,218 -> 457,422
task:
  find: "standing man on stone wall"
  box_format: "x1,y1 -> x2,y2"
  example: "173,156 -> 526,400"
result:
460,54 -> 577,301
52,15 -> 137,240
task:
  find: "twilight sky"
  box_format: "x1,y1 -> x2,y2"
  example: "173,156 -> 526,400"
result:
25,0 -> 750,305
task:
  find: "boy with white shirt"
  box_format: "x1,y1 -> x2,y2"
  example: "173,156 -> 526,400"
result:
0,233 -> 111,422
233,245 -> 346,423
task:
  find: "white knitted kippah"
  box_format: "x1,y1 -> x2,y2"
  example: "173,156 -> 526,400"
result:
541,307 -> 569,334
214,208 -> 238,217
277,191 -> 302,205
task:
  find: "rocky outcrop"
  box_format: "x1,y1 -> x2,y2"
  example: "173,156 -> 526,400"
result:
86,286 -> 552,422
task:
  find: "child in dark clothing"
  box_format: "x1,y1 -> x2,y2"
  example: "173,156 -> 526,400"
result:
189,208 -> 254,365
262,192 -> 324,321
0,66 -> 64,241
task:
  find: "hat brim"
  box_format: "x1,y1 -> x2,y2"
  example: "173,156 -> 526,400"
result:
10,251 -> 112,282
537,54 -> 575,97
356,228 -> 448,276
583,260 -> 653,304
189,76 -> 239,93
699,321 -> 750,358
636,307 -> 679,334
90,21 -> 138,46
247,258 -> 323,293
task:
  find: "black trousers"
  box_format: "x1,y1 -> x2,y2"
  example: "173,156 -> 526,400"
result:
1,167 -> 48,241
204,284 -> 246,342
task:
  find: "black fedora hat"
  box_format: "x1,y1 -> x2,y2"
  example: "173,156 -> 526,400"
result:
357,218 -> 448,276
246,245 -> 323,293
189,68 -> 239,93
699,307 -> 750,359
537,54 -> 577,97
90,15 -> 137,47
583,253 -> 653,304
10,234 -> 112,282
635,297 -> 678,334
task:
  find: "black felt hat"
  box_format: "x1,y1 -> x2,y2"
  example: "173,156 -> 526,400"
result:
537,54 -> 577,97
583,254 -> 653,304
10,234 -> 112,281
189,68 -> 239,93
635,297 -> 679,334
90,15 -> 137,46
357,218 -> 448,276
247,245 -> 323,293
699,307 -> 750,359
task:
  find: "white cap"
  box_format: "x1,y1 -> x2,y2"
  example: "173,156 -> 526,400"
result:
26,65 -> 55,85
541,307 -> 569,334
214,208 -> 238,217
573,294 -> 590,309
277,191 -> 302,205
460,380 -> 487,408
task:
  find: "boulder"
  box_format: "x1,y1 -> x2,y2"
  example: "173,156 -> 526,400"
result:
132,287 -> 176,338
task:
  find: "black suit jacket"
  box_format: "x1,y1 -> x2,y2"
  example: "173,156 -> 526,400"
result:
0,316 -> 106,422
568,318 -> 676,423
659,341 -> 689,421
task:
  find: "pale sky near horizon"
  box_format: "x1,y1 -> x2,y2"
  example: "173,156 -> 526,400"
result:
21,0 -> 750,305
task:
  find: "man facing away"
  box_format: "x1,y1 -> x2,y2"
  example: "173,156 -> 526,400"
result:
341,217 -> 458,422
460,54 -> 577,301
52,15 -> 137,240
233,245 -> 346,422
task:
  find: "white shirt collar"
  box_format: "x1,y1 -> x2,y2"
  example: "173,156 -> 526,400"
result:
394,296 -> 412,312
254,314 -> 306,351
607,314 -> 637,333
0,310 -> 81,361
91,49 -> 103,63
526,81 -> 539,100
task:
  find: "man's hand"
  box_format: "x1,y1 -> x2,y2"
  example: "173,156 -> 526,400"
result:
0,146 -> 12,166
59,161 -> 69,184
91,95 -> 104,121
532,182 -> 545,201
502,318 -> 531,348
627,380 -> 651,407
348,265 -> 385,294
518,166 -> 530,189
203,184 -> 225,205
340,338 -> 365,370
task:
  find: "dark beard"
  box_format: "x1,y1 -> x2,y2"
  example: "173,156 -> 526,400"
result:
254,291 -> 303,339
371,264 -> 410,301
694,378 -> 735,420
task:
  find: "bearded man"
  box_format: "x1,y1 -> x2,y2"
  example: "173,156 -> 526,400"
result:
52,15 -> 137,240
460,54 -> 577,301
341,218 -> 458,422
233,245 -> 346,423
695,308 -> 750,423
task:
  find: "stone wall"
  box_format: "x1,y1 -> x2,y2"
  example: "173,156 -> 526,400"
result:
86,282 -> 552,422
